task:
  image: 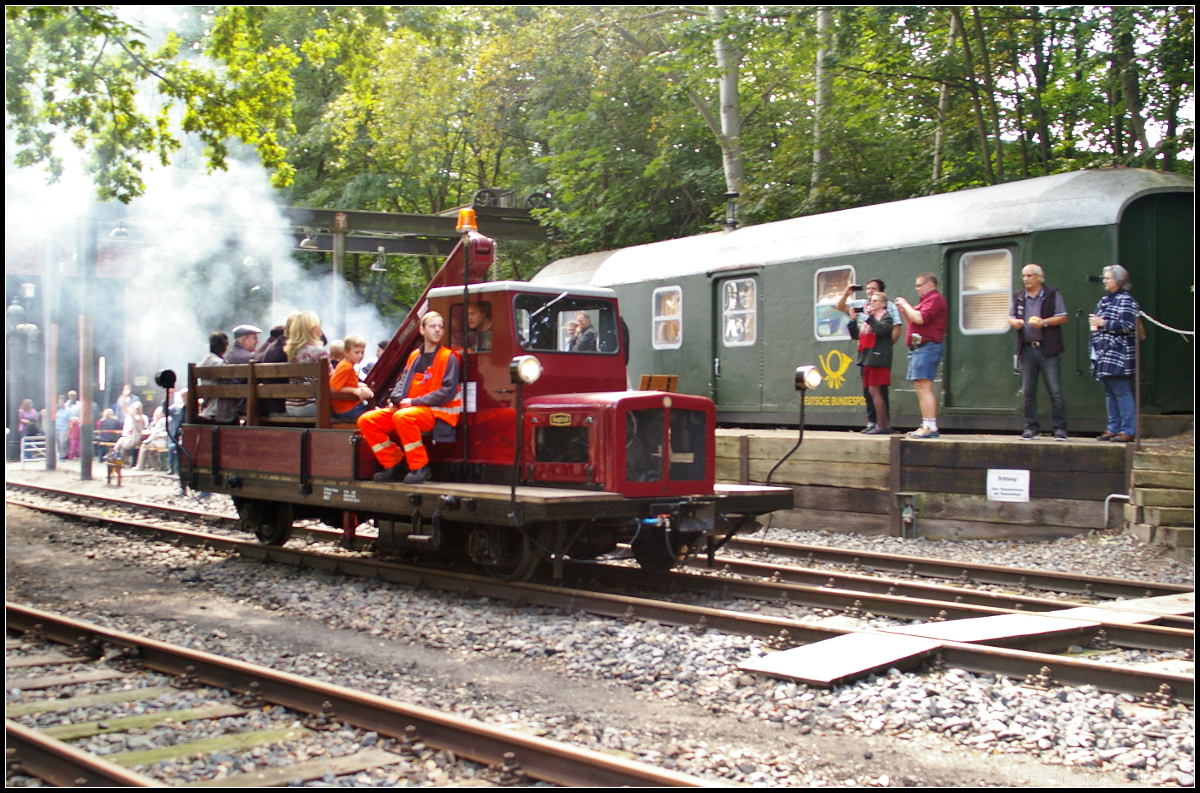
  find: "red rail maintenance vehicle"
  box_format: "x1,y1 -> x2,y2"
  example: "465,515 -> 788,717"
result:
181,228 -> 792,580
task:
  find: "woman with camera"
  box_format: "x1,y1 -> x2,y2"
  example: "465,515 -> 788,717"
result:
849,292 -> 896,435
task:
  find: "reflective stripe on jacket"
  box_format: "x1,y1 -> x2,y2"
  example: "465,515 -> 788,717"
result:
402,346 -> 462,427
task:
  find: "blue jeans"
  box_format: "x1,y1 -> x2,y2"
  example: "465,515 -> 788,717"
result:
1019,346 -> 1066,431
1101,376 -> 1136,436
332,402 -> 370,422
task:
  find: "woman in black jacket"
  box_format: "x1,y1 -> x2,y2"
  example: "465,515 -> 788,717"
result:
849,292 -> 895,435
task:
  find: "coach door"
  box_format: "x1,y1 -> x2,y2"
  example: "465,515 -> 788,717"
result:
713,276 -> 762,412
945,246 -> 1017,411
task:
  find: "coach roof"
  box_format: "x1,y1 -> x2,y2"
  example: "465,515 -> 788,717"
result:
532,168 -> 1193,289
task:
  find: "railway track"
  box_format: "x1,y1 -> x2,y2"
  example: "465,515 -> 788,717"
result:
6,488 -> 1194,704
7,480 -> 1189,605
5,603 -> 708,787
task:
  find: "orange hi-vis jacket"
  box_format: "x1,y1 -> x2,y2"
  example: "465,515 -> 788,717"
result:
402,346 -> 462,426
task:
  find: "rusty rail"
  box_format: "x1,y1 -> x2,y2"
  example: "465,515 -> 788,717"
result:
5,719 -> 165,787
6,603 -> 708,787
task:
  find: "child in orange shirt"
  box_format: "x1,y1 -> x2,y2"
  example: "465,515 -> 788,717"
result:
330,334 -> 375,421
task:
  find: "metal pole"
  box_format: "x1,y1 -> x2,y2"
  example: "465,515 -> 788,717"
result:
461,235 -> 471,475
78,316 -> 94,480
43,237 -> 58,469
1134,323 -> 1142,452
77,210 -> 96,481
6,327 -> 19,462
331,230 -> 345,340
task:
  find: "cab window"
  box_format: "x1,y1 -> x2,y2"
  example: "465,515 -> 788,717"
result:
513,293 -> 619,354
448,301 -> 495,352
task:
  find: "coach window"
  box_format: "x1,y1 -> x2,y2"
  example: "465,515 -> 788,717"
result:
721,278 -> 756,346
814,265 -> 856,341
959,249 -> 1013,334
652,286 -> 682,349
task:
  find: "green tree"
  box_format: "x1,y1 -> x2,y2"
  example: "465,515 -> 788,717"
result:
5,5 -> 297,202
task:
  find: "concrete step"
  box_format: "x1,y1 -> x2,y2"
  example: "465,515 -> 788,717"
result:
1132,488 -> 1195,508
1133,451 -> 1195,473
1131,469 -> 1195,490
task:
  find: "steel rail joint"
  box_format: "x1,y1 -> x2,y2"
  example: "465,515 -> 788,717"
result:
5,719 -> 165,787
5,604 -> 708,788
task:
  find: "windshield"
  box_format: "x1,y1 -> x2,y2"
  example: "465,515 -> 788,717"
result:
513,294 -> 619,354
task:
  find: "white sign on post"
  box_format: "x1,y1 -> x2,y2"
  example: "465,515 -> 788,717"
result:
987,469 -> 1030,503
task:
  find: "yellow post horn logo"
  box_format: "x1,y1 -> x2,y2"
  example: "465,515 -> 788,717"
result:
818,349 -> 853,389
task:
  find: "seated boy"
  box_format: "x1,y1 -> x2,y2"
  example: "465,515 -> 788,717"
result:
330,334 -> 375,422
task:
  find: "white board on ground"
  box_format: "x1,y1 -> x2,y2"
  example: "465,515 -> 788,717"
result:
738,633 -> 941,688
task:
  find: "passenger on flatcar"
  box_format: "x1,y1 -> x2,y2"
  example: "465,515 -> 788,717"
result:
330,334 -> 375,422
329,339 -> 345,374
198,331 -> 240,424
357,340 -> 387,378
283,311 -> 329,419
254,322 -> 290,416
837,279 -> 903,433
894,273 -> 947,439
227,324 -> 261,420
1009,265 -> 1069,441
358,311 -> 461,484
1089,265 -> 1140,442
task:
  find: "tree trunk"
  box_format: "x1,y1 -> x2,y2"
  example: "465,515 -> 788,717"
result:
1111,8 -> 1153,161
711,5 -> 746,195
1029,11 -> 1053,175
970,7 -> 1004,180
932,16 -> 957,184
950,7 -> 994,183
812,6 -> 832,187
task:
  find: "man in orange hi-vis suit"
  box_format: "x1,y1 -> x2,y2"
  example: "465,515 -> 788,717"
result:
357,312 -> 462,484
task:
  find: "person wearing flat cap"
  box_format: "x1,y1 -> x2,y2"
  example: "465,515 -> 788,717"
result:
226,324 -> 262,419
228,324 -> 262,365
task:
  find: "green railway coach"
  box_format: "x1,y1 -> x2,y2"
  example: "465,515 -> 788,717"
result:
533,168 -> 1193,433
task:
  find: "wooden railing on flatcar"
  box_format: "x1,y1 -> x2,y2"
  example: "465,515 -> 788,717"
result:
187,361 -> 349,429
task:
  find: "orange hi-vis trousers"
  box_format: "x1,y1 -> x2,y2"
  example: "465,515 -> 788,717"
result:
357,406 -> 436,471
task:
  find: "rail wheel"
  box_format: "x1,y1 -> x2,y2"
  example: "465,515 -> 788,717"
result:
631,527 -> 695,574
233,498 -> 294,546
469,526 -> 542,582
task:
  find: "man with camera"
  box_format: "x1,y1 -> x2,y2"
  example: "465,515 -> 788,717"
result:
1008,264 -> 1069,440
837,280 -> 902,433
894,273 -> 948,439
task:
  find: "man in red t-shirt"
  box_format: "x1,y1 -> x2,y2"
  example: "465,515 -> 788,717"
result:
894,272 -> 948,439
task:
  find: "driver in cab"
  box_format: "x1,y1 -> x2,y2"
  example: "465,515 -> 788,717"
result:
357,312 -> 462,484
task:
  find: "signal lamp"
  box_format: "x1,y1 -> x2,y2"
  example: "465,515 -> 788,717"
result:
370,245 -> 388,272
510,355 -> 543,385
456,208 -> 478,232
795,365 -> 822,391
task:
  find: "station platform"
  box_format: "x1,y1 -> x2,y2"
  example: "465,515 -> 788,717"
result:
715,428 -> 1194,542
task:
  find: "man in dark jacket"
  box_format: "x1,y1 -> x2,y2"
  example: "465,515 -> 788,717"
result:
1008,264 -> 1068,440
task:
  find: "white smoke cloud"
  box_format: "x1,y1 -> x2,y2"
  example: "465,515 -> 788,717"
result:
5,6 -> 395,404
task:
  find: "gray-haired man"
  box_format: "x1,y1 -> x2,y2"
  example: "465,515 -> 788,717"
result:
1008,264 -> 1068,440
